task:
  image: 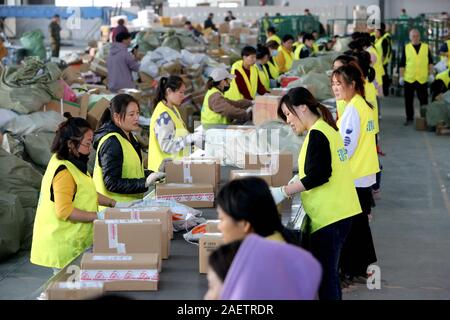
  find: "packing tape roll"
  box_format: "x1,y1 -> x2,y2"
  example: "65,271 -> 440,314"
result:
183,163 -> 193,184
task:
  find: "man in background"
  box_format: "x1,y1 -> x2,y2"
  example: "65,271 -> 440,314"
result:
49,14 -> 61,58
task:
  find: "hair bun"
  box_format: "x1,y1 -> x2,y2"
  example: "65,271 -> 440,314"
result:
63,112 -> 73,119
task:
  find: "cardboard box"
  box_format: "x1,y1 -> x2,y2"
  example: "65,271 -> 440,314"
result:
93,219 -> 162,267
165,159 -> 220,192
253,95 -> 282,126
218,22 -> 230,34
119,88 -> 143,101
61,66 -> 85,85
206,220 -> 220,233
230,169 -> 274,186
156,183 -> 214,208
219,55 -> 231,66
46,282 -> 104,300
87,97 -> 110,130
270,88 -> 289,96
90,58 -> 108,77
104,208 -> 172,259
80,253 -> 159,291
199,233 -> 223,274
244,153 -> 293,187
42,99 -> 87,119
415,117 -> 427,131
160,61 -> 182,75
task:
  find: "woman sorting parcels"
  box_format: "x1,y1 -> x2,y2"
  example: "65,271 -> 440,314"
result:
31,115 -> 115,272
201,68 -> 253,126
270,87 -> 361,300
274,34 -> 295,74
148,75 -> 203,172
265,40 -> 281,81
224,46 -> 268,102
93,94 -> 165,208
331,64 -> 379,285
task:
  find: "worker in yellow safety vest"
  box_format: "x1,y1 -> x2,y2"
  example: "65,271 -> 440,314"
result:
274,34 -> 295,74
399,29 -> 434,125
93,94 -> 165,209
438,39 -> 450,69
374,23 -> 392,96
225,46 -> 269,101
31,116 -> 117,272
201,68 -> 253,126
148,76 -> 204,172
266,26 -> 281,45
294,33 -> 315,60
435,68 -> 450,88
271,87 -> 361,300
266,40 -> 281,80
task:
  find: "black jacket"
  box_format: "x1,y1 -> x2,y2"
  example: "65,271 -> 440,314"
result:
93,121 -> 150,195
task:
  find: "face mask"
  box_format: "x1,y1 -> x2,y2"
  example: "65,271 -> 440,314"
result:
223,85 -> 231,92
271,50 -> 278,57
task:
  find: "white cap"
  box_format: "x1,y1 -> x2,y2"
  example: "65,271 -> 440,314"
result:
209,68 -> 235,82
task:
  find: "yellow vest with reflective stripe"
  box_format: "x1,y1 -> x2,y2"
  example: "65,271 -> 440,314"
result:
436,69 -> 450,88
298,119 -> 361,233
201,87 -> 229,125
336,94 -> 380,180
447,40 -> 450,68
266,34 -> 281,45
93,132 -> 145,205
277,45 -> 294,73
368,46 -> 384,86
257,63 -> 271,91
31,154 -> 97,268
224,60 -> 258,101
267,59 -> 279,80
375,33 -> 392,65
294,43 -> 305,60
404,43 -> 429,84
148,101 -> 189,172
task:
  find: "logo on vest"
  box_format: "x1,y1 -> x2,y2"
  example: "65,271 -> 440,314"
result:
367,120 -> 375,132
337,148 -> 348,162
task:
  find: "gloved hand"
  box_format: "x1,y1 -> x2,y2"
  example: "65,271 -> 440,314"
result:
399,77 -> 404,86
97,208 -> 107,220
288,175 -> 300,185
145,172 -> 166,187
428,74 -> 435,84
270,186 -> 288,205
186,131 -> 204,148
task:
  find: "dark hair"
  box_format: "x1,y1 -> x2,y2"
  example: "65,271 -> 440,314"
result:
256,44 -> 270,59
278,87 -> 338,130
331,64 -> 374,109
208,13 -> 214,17
350,50 -> 376,83
267,26 -> 276,34
185,21 -> 192,26
115,32 -> 131,43
98,94 -> 140,129
282,34 -> 294,43
117,19 -> 125,25
333,54 -> 356,67
206,77 -> 222,90
216,177 -> 296,244
208,240 -> 242,281
154,75 -> 185,106
51,113 -> 92,160
377,22 -> 386,34
302,33 -> 314,42
53,14 -> 60,18
266,40 -> 279,50
241,46 -> 257,58
348,39 -> 364,52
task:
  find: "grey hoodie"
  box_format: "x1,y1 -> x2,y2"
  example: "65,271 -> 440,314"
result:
107,42 -> 140,92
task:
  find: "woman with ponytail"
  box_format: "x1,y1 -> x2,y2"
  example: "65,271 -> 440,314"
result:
31,114 -> 116,273
148,75 -> 203,172
271,87 -> 361,300
331,65 -> 379,286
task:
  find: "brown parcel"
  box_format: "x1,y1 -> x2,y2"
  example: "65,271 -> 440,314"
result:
165,159 -> 220,192
104,208 -> 172,259
93,219 -> 162,270
199,233 -> 223,274
42,99 -> 88,119
229,169 -> 273,186
156,183 -> 214,208
80,253 -> 159,291
253,95 -> 282,126
87,97 -> 110,130
206,220 -> 220,233
244,153 -> 293,187
46,281 -> 104,300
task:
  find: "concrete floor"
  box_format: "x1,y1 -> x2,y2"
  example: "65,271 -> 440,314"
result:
1,96 -> 449,300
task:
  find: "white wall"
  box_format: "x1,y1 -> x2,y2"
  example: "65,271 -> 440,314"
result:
385,0 -> 450,19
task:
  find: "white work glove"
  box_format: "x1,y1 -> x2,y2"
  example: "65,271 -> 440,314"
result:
185,131 -> 204,148
96,208 -> 107,220
270,186 -> 288,205
288,175 -> 300,185
399,77 -> 404,86
428,74 -> 435,84
115,199 -> 142,208
145,172 -> 166,188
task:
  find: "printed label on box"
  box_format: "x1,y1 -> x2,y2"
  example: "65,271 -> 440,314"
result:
156,193 -> 214,202
58,282 -> 104,289
92,256 -> 133,261
80,269 -> 159,282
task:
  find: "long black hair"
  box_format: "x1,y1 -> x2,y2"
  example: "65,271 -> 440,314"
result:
278,86 -> 338,130
256,44 -> 270,60
51,113 -> 92,160
98,94 -> 140,129
154,75 -> 185,106
208,240 -> 242,281
216,177 -> 296,245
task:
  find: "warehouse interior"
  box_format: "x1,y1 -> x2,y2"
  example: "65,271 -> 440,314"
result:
0,0 -> 449,302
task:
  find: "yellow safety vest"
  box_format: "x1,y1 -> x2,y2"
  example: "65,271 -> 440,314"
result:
224,60 -> 258,101
266,34 -> 281,45
267,59 -> 279,80
30,154 -> 97,269
336,94 -> 380,180
148,101 -> 189,172
257,63 -> 271,91
368,46 -> 385,86
375,33 -> 392,65
404,42 -> 429,84
201,87 -> 229,125
336,81 -> 379,134
436,69 -> 450,88
447,40 -> 450,68
294,43 -> 305,60
93,132 -> 145,205
276,45 -> 294,73
312,42 -> 320,54
298,119 -> 361,233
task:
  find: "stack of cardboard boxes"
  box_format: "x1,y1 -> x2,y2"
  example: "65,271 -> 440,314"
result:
198,220 -> 223,274
253,95 -> 282,126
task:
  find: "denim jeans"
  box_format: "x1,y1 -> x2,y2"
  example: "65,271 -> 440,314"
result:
310,217 -> 352,300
